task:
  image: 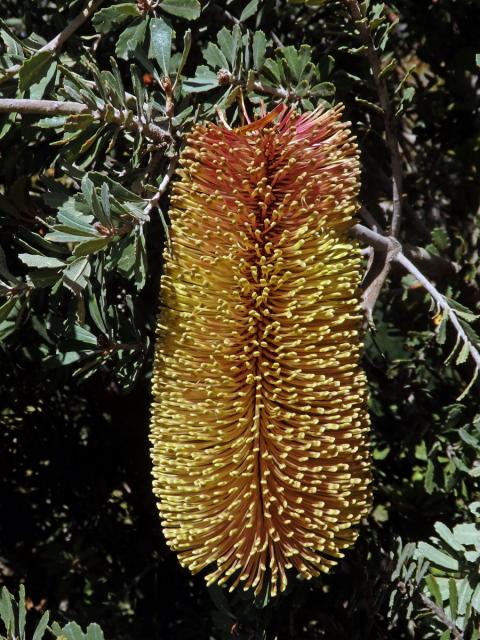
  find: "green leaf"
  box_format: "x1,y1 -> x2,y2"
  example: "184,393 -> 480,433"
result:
0,298 -> 17,322
425,575 -> 443,607
18,585 -> 26,640
175,29 -> 192,80
240,0 -> 259,22
160,0 -> 201,20
88,173 -> 144,203
472,583 -> 480,613
149,17 -> 172,76
32,611 -> 50,640
0,587 -> 14,636
253,31 -> 267,70
436,308 -> 449,345
203,43 -> 229,70
92,3 -> 140,33
448,578 -> 458,621
61,621 -> 87,640
459,427 -> 479,448
18,50 -> 53,93
183,65 -> 219,93
457,366 -> 479,402
63,257 -> 91,293
282,44 -> 312,81
73,237 -> 112,257
116,19 -> 148,60
457,578 -> 474,616
434,522 -> 465,552
310,81 -> 335,97
71,324 -> 98,348
417,542 -> 459,571
217,26 -> 242,68
453,523 -> 480,547
379,58 -> 396,79
18,254 -> 65,269
85,623 -> 105,640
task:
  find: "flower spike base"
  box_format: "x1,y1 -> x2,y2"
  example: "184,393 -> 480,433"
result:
150,104 -> 371,597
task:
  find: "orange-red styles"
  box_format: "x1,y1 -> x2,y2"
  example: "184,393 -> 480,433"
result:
150,105 -> 371,597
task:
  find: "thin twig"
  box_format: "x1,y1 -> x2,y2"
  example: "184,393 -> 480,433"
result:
0,98 -> 172,144
0,0 -> 105,83
395,252 -> 480,370
350,223 -> 480,374
251,81 -> 289,100
145,155 -> 179,253
144,156 -> 178,217
344,0 -> 403,237
420,594 -> 463,640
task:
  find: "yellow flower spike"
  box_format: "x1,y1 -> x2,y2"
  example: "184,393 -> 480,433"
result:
150,104 -> 371,598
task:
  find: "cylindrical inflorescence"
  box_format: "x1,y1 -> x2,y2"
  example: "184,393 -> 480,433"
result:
150,104 -> 371,597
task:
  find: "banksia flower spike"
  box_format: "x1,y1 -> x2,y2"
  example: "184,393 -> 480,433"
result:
150,103 -> 371,598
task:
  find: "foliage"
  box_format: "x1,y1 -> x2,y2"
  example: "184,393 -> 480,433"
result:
0,585 -> 105,640
0,0 -> 479,639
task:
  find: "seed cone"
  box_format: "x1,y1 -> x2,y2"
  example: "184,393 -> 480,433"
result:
150,104 -> 371,597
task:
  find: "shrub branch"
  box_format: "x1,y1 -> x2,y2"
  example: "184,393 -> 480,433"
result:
0,98 -> 172,144
344,0 -> 403,238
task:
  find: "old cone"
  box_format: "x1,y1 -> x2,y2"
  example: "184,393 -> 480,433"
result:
150,104 -> 371,597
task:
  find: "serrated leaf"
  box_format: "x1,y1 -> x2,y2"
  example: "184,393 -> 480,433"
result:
85,623 -> 105,640
457,578 -> 473,616
472,583 -> 480,613
310,81 -> 335,97
459,427 -> 479,448
63,257 -> 91,293
183,65 -> 219,92
436,308 -> 449,345
60,621 -> 87,640
434,522 -> 465,552
92,3 -> 140,33
0,587 -> 14,636
116,19 -> 147,60
203,43 -> 229,70
149,17 -> 172,76
217,26 -> 242,68
379,58 -> 396,79
253,31 -> 267,71
18,50 -> 53,93
19,254 -> 65,269
160,0 -> 201,20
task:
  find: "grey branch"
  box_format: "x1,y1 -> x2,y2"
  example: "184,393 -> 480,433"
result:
344,0 -> 403,237
1,0 -> 105,83
420,595 -> 463,640
145,157 -> 179,217
0,98 -> 172,144
351,223 -> 480,375
396,252 -> 480,370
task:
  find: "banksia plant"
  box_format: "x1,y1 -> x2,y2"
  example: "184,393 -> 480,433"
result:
150,104 -> 371,598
